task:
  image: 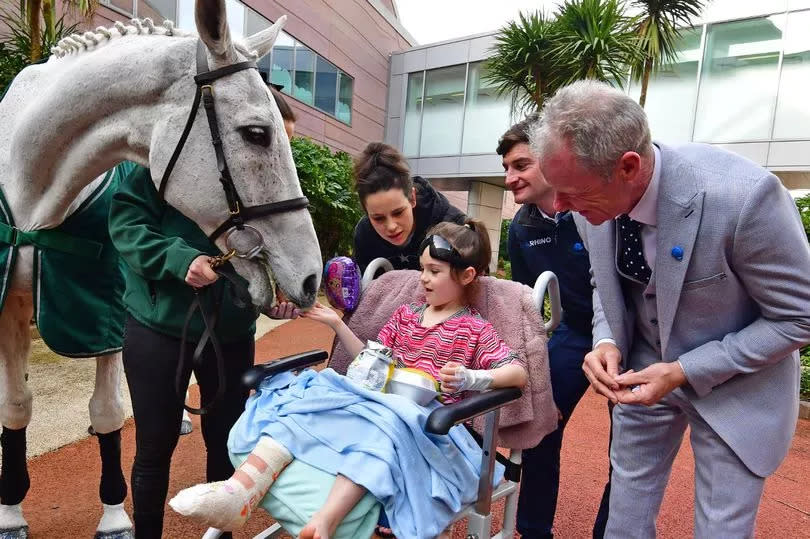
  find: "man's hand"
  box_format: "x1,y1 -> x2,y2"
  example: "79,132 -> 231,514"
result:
582,342 -> 622,403
613,362 -> 686,406
185,255 -> 218,288
266,301 -> 300,320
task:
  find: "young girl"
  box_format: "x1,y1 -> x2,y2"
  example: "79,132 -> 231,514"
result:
170,219 -> 527,538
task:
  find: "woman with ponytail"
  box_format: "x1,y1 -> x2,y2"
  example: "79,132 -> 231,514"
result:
352,142 -> 466,272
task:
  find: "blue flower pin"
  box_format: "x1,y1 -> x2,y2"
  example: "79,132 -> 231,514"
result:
671,246 -> 684,261
573,242 -> 584,252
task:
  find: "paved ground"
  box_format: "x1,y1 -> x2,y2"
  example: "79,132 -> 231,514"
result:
19,318 -> 810,537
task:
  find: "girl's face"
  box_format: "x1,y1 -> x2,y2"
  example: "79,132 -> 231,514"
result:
418,248 -> 475,309
364,187 -> 417,246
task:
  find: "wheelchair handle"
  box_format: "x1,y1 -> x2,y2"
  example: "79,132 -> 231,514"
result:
533,271 -> 561,332
361,257 -> 394,292
425,387 -> 522,435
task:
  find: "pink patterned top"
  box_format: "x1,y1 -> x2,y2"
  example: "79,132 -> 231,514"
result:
377,303 -> 524,403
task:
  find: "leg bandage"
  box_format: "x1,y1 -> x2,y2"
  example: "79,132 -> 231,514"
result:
169,436 -> 292,531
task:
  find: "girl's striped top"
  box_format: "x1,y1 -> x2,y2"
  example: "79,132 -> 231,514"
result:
377,302 -> 524,403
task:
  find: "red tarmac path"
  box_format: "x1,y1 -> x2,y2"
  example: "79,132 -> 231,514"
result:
24,318 -> 810,537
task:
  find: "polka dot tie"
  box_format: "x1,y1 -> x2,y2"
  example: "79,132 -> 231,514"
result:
617,214 -> 651,284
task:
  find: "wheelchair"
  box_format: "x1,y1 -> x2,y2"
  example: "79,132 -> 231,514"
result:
203,259 -> 561,539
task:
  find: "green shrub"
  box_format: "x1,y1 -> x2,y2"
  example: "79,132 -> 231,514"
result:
801,346 -> 810,400
796,194 -> 810,244
290,137 -> 363,264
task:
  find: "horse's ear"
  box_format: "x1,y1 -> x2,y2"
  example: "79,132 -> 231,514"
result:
195,0 -> 234,60
245,15 -> 287,60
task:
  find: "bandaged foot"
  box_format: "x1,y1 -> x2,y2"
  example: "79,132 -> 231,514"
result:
169,436 -> 292,531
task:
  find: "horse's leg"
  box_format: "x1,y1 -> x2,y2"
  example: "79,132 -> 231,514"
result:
90,352 -> 133,538
0,294 -> 33,537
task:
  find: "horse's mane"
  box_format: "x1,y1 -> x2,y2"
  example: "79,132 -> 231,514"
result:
50,18 -> 257,60
50,18 -> 187,58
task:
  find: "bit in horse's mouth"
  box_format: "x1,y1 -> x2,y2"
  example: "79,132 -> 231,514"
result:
260,258 -> 292,311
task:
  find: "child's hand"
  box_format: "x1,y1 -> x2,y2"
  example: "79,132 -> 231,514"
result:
300,302 -> 341,329
439,362 -> 494,392
439,361 -> 463,393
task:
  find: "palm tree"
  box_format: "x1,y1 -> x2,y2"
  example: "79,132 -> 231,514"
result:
484,0 -> 640,114
484,10 -> 562,114
16,0 -> 96,61
630,0 -> 705,107
553,0 -> 640,87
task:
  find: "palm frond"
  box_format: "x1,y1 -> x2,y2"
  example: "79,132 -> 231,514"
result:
630,0 -> 705,79
553,0 -> 641,87
483,10 -> 562,113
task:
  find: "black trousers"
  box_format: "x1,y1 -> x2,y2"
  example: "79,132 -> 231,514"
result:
122,316 -> 254,539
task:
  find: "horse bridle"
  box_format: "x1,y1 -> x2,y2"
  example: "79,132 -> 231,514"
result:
158,39 -> 309,262
160,40 -> 310,415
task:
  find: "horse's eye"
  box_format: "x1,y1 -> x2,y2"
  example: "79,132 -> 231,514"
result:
240,126 -> 271,148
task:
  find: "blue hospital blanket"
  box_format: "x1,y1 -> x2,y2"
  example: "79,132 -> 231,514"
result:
228,368 -> 503,539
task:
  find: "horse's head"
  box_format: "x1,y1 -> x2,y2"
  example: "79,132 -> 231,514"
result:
153,0 -> 322,314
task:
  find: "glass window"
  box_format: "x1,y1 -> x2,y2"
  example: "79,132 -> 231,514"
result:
177,0 -> 243,36
403,72 -> 424,157
270,31 -> 295,95
336,73 -> 353,124
420,65 -> 466,157
224,0 -> 245,38
461,62 -> 510,153
629,28 -> 702,143
245,8 -> 270,36
693,16 -> 784,142
138,0 -> 175,23
103,0 -> 135,16
314,57 -> 338,116
773,11 -> 810,139
702,0 -> 786,23
294,42 -> 316,105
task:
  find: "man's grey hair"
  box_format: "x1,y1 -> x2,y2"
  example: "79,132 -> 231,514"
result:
530,80 -> 652,178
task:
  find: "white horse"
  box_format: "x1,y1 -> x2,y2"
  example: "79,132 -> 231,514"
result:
0,0 -> 322,536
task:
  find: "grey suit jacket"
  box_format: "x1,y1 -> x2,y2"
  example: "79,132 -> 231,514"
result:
575,143 -> 810,477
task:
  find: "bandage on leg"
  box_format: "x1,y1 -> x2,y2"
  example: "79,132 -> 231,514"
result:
169,436 -> 292,530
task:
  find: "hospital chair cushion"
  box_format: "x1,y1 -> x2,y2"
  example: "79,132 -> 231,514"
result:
230,452 -> 380,538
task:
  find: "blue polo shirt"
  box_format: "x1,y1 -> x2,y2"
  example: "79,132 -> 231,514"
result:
507,205 -> 593,336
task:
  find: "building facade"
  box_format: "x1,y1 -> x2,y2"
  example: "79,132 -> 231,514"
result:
0,0 -> 415,155
384,0 -> 810,266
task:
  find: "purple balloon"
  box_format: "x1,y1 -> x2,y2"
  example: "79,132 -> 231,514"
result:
322,256 -> 361,311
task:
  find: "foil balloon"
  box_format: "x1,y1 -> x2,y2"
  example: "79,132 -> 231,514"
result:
322,256 -> 361,311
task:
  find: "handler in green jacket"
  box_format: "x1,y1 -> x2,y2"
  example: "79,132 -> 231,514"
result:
109,163 -> 257,539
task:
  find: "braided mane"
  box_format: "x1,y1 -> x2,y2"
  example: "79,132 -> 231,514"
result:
50,17 -> 257,60
50,18 -> 189,58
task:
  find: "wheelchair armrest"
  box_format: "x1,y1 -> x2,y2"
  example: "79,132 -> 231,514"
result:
425,387 -> 522,435
242,350 -> 329,390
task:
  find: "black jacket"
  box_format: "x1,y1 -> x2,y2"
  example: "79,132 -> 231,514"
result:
508,205 -> 593,336
354,176 -> 466,272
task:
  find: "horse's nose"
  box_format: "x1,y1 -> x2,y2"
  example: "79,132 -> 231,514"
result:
302,273 -> 318,301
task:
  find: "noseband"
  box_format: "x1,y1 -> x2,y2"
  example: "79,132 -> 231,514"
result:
158,39 -> 309,258
160,40 -> 310,415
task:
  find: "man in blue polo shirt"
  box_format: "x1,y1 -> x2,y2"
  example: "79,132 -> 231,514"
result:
498,115 -> 610,538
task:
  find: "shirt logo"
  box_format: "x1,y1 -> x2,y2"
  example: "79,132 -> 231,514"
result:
527,237 -> 552,247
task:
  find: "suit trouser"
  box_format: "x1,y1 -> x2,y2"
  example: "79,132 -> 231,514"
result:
605,388 -> 765,539
516,324 -> 612,538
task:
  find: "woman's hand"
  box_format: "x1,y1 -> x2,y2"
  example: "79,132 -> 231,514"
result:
301,302 -> 341,329
185,255 -> 218,288
267,302 -> 300,320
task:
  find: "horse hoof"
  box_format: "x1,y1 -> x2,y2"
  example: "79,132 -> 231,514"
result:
0,526 -> 29,539
180,418 -> 193,435
94,529 -> 133,539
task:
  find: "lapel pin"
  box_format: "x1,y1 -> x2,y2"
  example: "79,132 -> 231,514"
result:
671,246 -> 684,261
573,242 -> 584,252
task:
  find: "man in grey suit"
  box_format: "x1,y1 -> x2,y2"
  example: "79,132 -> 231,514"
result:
529,80 -> 810,538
